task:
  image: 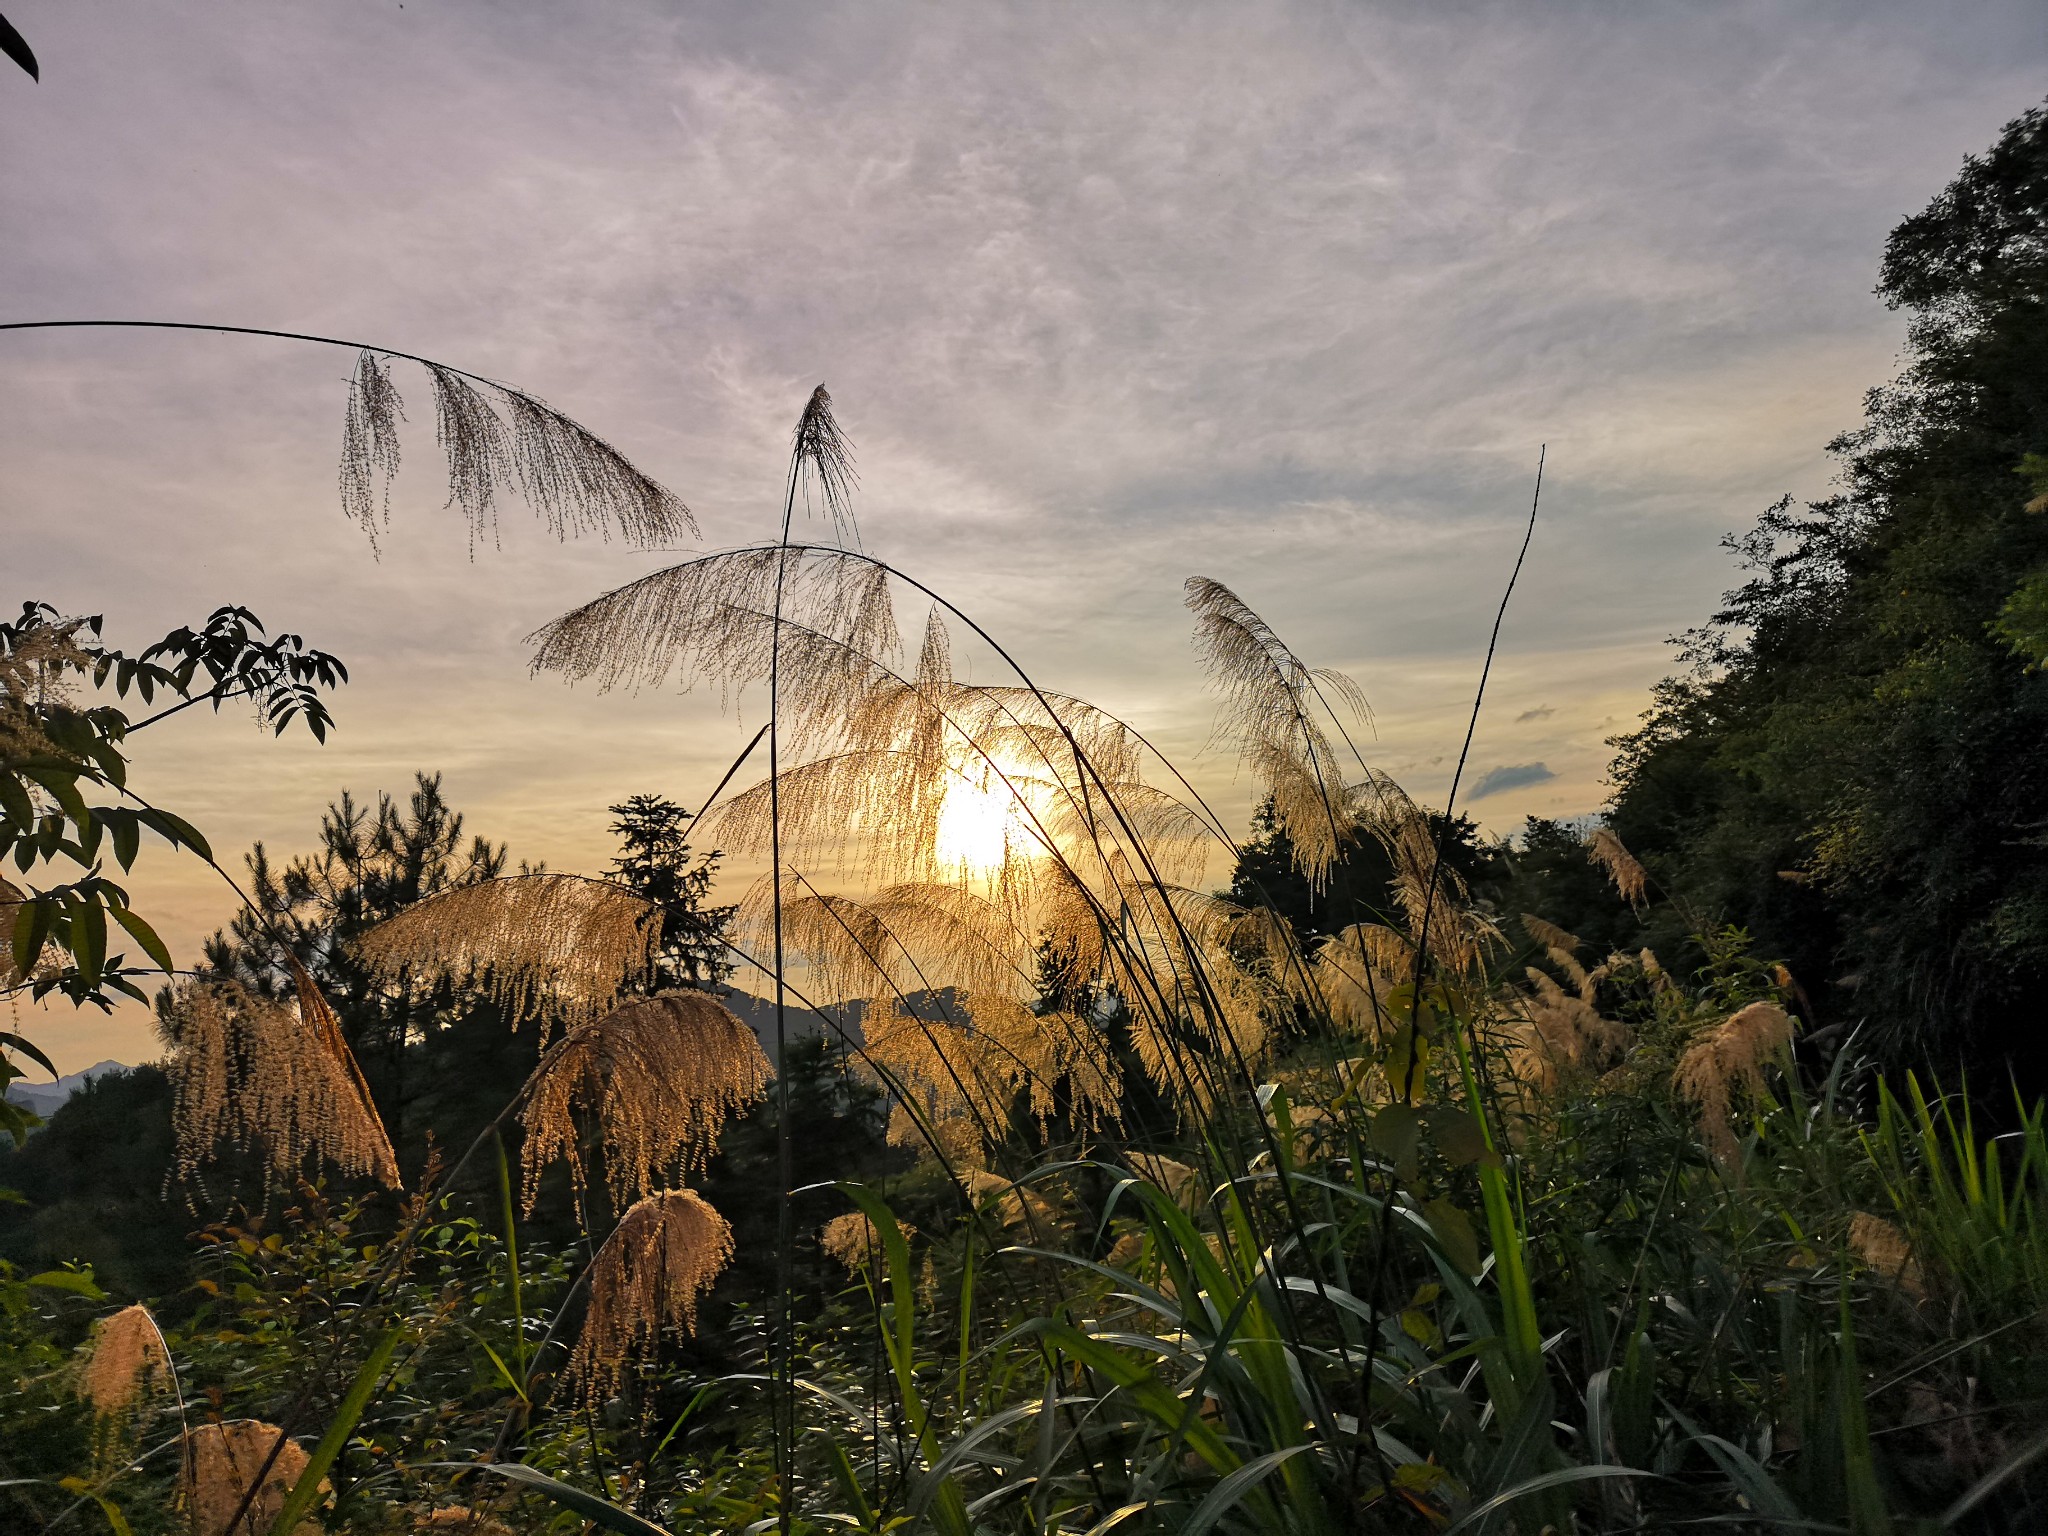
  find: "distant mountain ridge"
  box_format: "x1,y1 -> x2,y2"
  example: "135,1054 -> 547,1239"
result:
4,1059 -> 132,1120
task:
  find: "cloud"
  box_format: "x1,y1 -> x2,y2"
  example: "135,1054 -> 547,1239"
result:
5,2 -> 2043,1070
1471,762 -> 1558,799
1514,705 -> 1555,723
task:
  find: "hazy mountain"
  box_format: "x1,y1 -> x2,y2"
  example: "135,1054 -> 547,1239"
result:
4,1059 -> 132,1121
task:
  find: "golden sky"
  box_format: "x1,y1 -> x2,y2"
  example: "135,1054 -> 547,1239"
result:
5,1 -> 2043,1072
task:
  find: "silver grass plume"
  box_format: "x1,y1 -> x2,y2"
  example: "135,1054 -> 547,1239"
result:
791,384 -> 859,544
1185,576 -> 1369,889
76,1303 -> 175,1420
527,546 -> 898,722
820,1210 -> 896,1273
183,1420 -> 316,1536
353,873 -> 660,1037
1521,913 -> 1581,955
1586,825 -> 1649,909
519,991 -> 773,1212
339,349 -> 695,555
1674,1000 -> 1795,1165
340,351 -> 404,548
1510,966 -> 1630,1091
567,1189 -> 734,1405
159,978 -> 400,1189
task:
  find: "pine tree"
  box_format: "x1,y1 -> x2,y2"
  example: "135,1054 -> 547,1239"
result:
605,794 -> 737,994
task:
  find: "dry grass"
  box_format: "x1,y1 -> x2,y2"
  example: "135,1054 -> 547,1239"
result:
1185,576 -> 1366,890
519,991 -> 772,1212
354,873 -> 660,1036
820,1211 -> 888,1273
184,1421 -> 315,1536
1125,1153 -> 1201,1210
1511,966 -> 1631,1091
568,1190 -> 734,1405
1587,826 -> 1649,909
1674,1000 -> 1797,1164
1850,1210 -> 1929,1299
77,1303 -> 175,1419
159,979 -> 399,1188
416,1509 -> 515,1536
340,349 -> 695,554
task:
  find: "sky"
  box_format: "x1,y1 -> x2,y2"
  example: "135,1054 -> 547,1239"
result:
3,1 -> 2044,1073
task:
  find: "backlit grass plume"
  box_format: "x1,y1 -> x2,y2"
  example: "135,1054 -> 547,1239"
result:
0,873 -> 40,985
76,1303 -> 175,1419
1850,1210 -> 1930,1299
1185,575 -> 1370,890
184,1420 -> 315,1536
820,1210 -> 888,1273
567,1189 -> 734,1405
1587,825 -> 1650,909
1512,965 -> 1630,1091
519,991 -> 773,1212
354,872 -> 660,1035
1674,999 -> 1796,1163
159,978 -> 399,1188
341,349 -> 696,555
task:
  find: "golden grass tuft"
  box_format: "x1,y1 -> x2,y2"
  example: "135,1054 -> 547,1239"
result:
820,1211 -> 892,1273
1184,578 -> 1369,889
963,1168 -> 1056,1228
184,1420 -> 316,1536
354,873 -> 660,1036
1673,1000 -> 1796,1164
341,349 -> 695,554
1849,1210 -> 1929,1299
1520,913 -> 1581,954
519,991 -> 772,1212
77,1303 -> 174,1419
1512,968 -> 1631,1091
568,1190 -> 734,1405
0,873 -> 43,986
1586,826 -> 1649,909
159,979 -> 399,1188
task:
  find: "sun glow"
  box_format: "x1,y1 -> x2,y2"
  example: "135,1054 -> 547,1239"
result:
934,754 -> 1037,877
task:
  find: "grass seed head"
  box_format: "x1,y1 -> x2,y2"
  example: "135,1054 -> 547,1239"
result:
159,979 -> 399,1188
184,1420 -> 315,1536
568,1190 -> 734,1405
1586,826 -> 1649,908
1850,1210 -> 1929,1299
418,1508 -> 515,1536
78,1304 -> 174,1419
821,1211 -> 892,1273
354,873 -> 661,1037
1673,1000 -> 1796,1164
520,990 -> 772,1213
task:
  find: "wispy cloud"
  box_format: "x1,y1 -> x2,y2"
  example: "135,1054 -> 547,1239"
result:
1471,763 -> 1558,800
3,2 -> 2042,1069
1515,705 -> 1556,723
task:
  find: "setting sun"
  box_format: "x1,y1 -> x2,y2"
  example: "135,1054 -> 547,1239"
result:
933,754 -> 1036,876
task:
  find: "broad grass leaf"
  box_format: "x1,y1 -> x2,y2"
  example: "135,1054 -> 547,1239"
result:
1180,1444 -> 1318,1536
1422,1197 -> 1483,1277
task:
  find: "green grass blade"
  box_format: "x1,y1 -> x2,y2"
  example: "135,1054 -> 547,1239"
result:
268,1324 -> 404,1536
492,1129 -> 527,1383
461,1462 -> 676,1535
1179,1444 -> 1318,1536
1440,1466 -> 1658,1536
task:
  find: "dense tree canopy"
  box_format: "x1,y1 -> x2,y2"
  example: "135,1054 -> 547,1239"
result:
1609,99 -> 2048,1078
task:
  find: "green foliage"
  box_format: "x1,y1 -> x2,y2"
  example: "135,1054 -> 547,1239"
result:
607,793 -> 738,994
1607,98 -> 2048,1078
1,601 -> 343,1016
0,1065 -> 185,1297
